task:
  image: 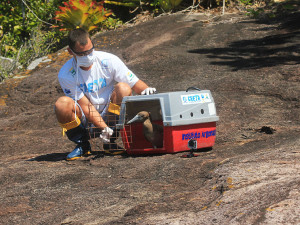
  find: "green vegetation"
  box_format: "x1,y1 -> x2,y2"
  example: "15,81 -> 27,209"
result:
245,0 -> 298,19
104,0 -> 183,12
159,0 -> 183,11
0,0 -> 63,80
0,0 -> 298,81
0,0 -> 58,57
0,0 -> 126,81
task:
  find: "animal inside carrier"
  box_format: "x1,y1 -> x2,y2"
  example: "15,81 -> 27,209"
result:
88,88 -> 219,155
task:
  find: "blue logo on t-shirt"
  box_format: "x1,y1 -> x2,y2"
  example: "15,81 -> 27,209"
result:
79,78 -> 107,93
101,59 -> 109,69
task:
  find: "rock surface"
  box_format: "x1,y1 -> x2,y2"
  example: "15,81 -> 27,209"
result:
0,12 -> 299,224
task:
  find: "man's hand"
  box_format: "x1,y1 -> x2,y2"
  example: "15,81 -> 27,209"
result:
100,127 -> 114,143
141,87 -> 156,95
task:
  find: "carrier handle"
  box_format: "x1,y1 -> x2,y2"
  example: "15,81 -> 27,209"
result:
186,87 -> 201,92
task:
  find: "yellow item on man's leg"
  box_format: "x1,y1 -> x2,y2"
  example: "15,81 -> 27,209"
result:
59,116 -> 81,136
108,102 -> 120,115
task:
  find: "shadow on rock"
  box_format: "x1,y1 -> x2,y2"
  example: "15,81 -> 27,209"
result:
188,30 -> 300,71
188,12 -> 300,71
28,153 -> 68,162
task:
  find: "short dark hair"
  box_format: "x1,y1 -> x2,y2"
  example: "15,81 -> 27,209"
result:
68,28 -> 90,51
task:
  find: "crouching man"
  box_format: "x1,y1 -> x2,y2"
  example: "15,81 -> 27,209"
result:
55,28 -> 156,160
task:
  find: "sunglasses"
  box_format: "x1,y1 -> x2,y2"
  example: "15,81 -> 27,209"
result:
70,42 -> 94,56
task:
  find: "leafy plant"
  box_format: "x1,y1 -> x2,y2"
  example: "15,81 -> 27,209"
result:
104,0 -> 183,13
53,0 -> 112,32
238,0 -> 254,6
104,0 -> 140,8
246,7 -> 264,18
159,0 -> 183,11
103,16 -> 123,30
0,0 -> 65,80
0,0 -> 59,56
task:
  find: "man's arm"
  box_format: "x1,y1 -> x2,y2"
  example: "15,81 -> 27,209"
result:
132,80 -> 149,95
77,95 -> 107,129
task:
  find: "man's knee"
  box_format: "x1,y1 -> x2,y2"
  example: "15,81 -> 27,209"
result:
115,82 -> 132,96
55,96 -> 74,112
55,96 -> 80,123
111,83 -> 132,104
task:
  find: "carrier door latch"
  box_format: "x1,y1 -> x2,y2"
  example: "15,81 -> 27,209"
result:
181,139 -> 199,158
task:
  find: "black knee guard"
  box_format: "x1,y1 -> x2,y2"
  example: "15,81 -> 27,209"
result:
66,123 -> 90,144
59,117 -> 90,144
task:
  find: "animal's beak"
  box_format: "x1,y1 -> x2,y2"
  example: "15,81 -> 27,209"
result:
127,115 -> 142,124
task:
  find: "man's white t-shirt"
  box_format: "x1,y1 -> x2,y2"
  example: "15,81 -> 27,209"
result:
58,51 -> 139,112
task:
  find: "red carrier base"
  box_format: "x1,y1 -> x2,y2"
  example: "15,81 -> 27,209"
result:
121,121 -> 217,155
